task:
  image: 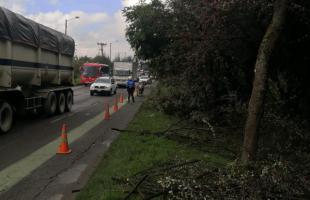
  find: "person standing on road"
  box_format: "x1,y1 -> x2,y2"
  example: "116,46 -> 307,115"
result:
126,77 -> 135,103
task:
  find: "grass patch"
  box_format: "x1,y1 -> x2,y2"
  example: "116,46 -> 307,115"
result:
77,104 -> 233,200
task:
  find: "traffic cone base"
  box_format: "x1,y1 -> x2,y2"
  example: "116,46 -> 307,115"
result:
57,124 -> 71,155
104,103 -> 110,120
58,148 -> 71,154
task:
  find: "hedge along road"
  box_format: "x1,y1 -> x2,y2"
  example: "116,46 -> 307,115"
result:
0,86 -> 128,193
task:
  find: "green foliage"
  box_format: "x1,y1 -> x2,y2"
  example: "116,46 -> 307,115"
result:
124,0 -> 310,121
124,0 -> 276,123
92,55 -> 112,66
123,0 -> 171,60
124,0 -> 310,149
123,0 -> 310,198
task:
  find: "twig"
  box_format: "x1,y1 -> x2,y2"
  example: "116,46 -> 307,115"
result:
124,175 -> 148,200
161,119 -> 187,133
171,127 -> 212,132
111,128 -> 135,132
132,160 -> 201,177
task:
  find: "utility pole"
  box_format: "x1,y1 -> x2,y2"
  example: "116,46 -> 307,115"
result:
109,43 -> 112,61
65,19 -> 67,35
97,42 -> 107,57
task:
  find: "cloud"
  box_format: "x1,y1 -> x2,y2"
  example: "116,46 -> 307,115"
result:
0,0 -> 134,58
27,10 -> 132,58
122,0 -> 166,7
0,0 -> 29,14
48,0 -> 59,5
122,0 -> 152,7
122,0 -> 142,7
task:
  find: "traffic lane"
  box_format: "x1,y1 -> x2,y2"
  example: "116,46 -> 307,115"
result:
0,85 -> 127,150
0,87 -> 127,171
0,85 -> 91,151
0,90 -> 147,200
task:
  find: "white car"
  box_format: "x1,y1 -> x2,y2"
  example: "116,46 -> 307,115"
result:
90,77 -> 117,96
139,76 -> 151,84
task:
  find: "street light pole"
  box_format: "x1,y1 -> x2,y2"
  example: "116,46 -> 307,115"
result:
109,43 -> 112,61
65,16 -> 80,35
65,19 -> 68,35
109,40 -> 119,61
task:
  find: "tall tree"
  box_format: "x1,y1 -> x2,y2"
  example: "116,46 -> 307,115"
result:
241,0 -> 288,163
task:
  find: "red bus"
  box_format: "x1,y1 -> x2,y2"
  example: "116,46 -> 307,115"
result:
80,63 -> 109,85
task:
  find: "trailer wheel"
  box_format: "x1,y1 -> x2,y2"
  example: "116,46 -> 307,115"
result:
65,91 -> 73,112
0,102 -> 13,133
57,93 -> 66,114
44,92 -> 57,116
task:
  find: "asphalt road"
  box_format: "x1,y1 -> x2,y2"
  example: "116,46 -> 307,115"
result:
0,85 -> 146,200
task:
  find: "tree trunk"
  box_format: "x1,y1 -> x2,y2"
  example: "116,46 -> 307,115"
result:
241,0 -> 288,164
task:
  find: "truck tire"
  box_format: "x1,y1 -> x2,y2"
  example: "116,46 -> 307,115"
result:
65,91 -> 73,112
44,92 -> 57,116
57,93 -> 66,114
0,102 -> 13,133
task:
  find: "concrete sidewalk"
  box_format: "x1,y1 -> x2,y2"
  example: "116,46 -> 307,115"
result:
0,88 -> 150,200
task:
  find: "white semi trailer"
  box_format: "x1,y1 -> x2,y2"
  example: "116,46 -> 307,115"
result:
0,7 -> 75,132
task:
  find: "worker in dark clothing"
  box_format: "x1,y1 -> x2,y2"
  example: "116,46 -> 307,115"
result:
126,77 -> 135,103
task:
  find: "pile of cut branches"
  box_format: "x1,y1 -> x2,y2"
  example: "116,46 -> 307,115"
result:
114,158 -> 310,200
113,159 -> 208,199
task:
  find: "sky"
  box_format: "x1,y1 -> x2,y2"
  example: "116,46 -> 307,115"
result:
0,0 -> 147,58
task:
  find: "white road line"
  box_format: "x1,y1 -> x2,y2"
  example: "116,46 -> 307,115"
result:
0,101 -> 127,193
50,116 -> 66,124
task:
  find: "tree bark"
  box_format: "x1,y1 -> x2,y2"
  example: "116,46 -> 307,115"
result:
241,0 -> 288,164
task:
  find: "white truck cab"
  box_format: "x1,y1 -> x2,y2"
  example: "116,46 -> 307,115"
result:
113,62 -> 134,87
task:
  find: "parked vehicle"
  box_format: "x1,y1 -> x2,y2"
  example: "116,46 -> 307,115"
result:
0,7 -> 75,132
113,62 -> 137,87
80,63 -> 109,85
139,75 -> 151,84
90,77 -> 117,96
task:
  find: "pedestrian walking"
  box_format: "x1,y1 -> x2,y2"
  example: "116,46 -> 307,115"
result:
126,77 -> 135,103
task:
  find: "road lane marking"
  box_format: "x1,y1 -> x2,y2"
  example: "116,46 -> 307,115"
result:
50,116 -> 66,124
0,101 -> 127,193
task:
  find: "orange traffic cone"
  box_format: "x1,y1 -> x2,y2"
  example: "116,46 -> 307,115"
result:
113,97 -> 119,112
119,93 -> 124,104
104,103 -> 110,120
57,124 -> 71,154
